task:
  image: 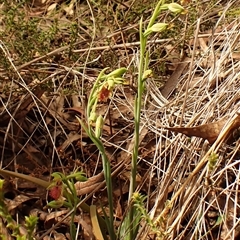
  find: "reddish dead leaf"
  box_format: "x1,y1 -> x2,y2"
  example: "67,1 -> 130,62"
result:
165,115 -> 240,144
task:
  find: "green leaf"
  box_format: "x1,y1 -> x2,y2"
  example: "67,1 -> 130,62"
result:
118,206 -> 141,240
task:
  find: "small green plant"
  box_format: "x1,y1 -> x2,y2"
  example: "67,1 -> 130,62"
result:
132,192 -> 164,238
77,67 -> 128,240
0,169 -> 98,239
208,152 -> 218,172
0,179 -> 38,240
77,1 -> 185,239
1,1 -> 54,62
0,0 -> 78,72
47,170 -> 88,239
124,1 -> 185,239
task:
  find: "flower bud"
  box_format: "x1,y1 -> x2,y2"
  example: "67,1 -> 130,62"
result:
68,171 -> 88,181
75,173 -> 88,182
95,115 -> 104,138
168,3 -> 185,14
89,111 -> 97,123
51,172 -> 64,180
106,67 -> 127,78
47,199 -> 64,208
142,69 -> 152,80
144,23 -> 168,37
0,179 -> 4,191
107,78 -> 115,89
151,23 -> 168,32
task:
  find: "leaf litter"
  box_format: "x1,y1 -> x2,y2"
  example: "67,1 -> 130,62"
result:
0,0 -> 240,239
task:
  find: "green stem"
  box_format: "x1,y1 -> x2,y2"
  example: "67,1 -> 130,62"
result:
147,0 -> 165,29
91,136 -> 115,240
127,2 -> 166,238
128,17 -> 146,239
78,118 -> 115,240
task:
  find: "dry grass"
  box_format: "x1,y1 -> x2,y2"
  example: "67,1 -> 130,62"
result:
0,0 -> 240,239
138,6 -> 240,240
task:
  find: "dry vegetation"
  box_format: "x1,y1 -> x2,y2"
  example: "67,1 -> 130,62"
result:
0,0 -> 240,239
